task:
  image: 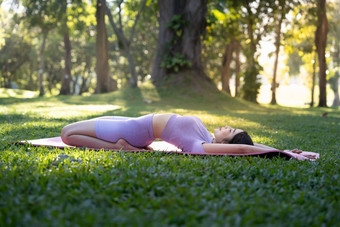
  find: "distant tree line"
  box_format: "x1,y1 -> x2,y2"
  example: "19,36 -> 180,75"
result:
0,0 -> 339,107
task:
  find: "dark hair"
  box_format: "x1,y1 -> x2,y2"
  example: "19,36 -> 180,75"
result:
222,131 -> 254,146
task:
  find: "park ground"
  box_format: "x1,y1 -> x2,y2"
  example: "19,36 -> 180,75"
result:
0,84 -> 339,226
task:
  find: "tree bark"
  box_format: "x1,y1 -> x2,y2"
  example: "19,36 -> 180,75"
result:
151,0 -> 208,85
315,0 -> 328,107
181,0 -> 207,72
39,30 -> 47,96
151,0 -> 174,85
60,24 -> 72,95
95,0 -> 116,93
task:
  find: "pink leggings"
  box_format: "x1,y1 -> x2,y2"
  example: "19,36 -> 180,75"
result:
95,114 -> 155,147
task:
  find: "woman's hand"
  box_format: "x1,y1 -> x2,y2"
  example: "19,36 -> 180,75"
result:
286,149 -> 317,160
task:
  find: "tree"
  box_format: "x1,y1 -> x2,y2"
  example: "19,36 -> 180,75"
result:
0,32 -> 31,88
104,0 -> 148,88
327,0 -> 340,107
71,21 -> 97,95
0,8 -> 32,88
270,0 -> 286,104
233,41 -> 241,96
239,0 -> 274,103
207,2 -> 243,95
59,0 -> 72,95
284,2 -> 318,107
315,0 -> 328,107
22,0 -> 60,96
151,0 -> 209,86
95,0 -> 117,93
59,0 -> 93,95
64,1 -> 97,95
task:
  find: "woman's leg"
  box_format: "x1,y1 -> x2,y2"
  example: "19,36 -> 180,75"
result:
61,120 -> 140,150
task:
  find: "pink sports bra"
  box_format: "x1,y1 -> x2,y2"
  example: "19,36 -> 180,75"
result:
161,114 -> 213,153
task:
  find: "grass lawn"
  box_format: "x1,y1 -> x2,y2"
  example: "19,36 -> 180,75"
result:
0,84 -> 339,226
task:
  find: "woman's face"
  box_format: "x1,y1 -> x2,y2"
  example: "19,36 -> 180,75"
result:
213,125 -> 243,143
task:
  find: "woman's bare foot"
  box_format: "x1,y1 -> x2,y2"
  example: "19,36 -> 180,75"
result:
116,139 -> 143,150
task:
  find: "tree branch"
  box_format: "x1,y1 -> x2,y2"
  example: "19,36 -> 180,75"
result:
128,0 -> 148,43
103,0 -> 127,46
118,0 -> 124,32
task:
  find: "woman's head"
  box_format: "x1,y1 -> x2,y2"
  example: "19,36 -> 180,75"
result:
213,125 -> 254,145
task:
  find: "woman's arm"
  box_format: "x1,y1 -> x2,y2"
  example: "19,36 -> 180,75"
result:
202,143 -> 278,154
202,143 -> 318,160
254,143 -> 277,151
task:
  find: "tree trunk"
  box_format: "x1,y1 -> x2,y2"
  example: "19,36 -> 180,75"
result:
39,30 -> 47,96
151,0 -> 174,85
245,3 -> 256,68
234,41 -> 241,97
311,51 -> 317,107
125,46 -> 138,87
78,56 -> 92,95
151,0 -> 208,85
332,75 -> 340,106
3,72 -> 12,88
2,65 -> 11,88
95,0 -> 117,93
315,0 -> 328,107
181,0 -> 207,72
221,40 -> 234,94
60,24 -> 72,95
331,43 -> 340,106
271,4 -> 284,105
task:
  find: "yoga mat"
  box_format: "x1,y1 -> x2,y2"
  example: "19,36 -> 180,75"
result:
17,137 -> 319,161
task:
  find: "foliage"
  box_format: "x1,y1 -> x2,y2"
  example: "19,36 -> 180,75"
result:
161,14 -> 192,73
204,0 -> 243,88
125,0 -> 158,82
283,1 -> 318,91
0,87 -> 339,226
0,25 -> 32,87
241,61 -> 262,102
0,10 -> 36,89
283,0 -> 339,105
161,53 -> 191,73
1,0 -> 339,104
22,0 -> 63,32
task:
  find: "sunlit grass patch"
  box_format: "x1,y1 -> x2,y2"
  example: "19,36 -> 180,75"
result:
0,88 -> 38,98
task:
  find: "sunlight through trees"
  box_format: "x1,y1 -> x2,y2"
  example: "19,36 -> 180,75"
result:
0,0 -> 339,107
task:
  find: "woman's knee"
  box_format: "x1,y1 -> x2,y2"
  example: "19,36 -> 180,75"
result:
61,126 -> 72,143
61,121 -> 96,143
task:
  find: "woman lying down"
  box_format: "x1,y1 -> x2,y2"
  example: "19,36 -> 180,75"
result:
61,113 -> 319,160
